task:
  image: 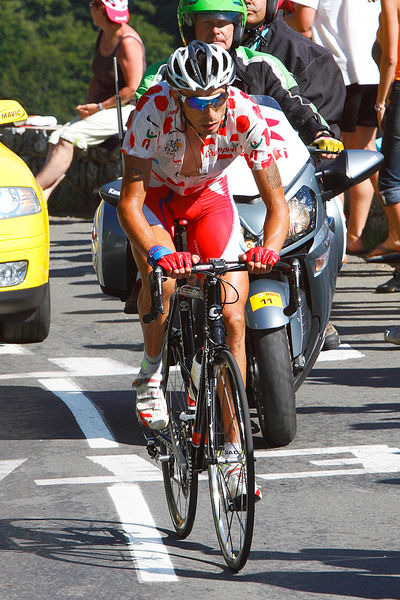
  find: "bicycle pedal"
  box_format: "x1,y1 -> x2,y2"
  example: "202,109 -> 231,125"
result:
158,454 -> 171,463
179,411 -> 195,422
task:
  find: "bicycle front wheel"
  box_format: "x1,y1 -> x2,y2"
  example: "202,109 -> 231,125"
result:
207,349 -> 255,572
161,332 -> 198,538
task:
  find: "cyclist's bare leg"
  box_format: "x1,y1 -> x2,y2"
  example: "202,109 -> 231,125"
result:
220,270 -> 249,444
131,226 -> 176,358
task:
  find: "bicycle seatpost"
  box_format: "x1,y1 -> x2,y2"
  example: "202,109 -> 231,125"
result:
174,219 -> 188,252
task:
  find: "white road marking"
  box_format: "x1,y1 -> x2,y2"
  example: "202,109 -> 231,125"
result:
49,357 -> 138,377
255,444 -> 400,480
0,459 -> 27,482
35,379 -> 177,582
108,484 -> 178,583
0,358 -> 140,381
0,344 -> 31,355
38,378 -> 118,449
317,343 -> 364,362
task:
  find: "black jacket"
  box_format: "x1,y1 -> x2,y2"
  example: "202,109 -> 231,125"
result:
232,51 -> 330,145
243,11 -> 345,137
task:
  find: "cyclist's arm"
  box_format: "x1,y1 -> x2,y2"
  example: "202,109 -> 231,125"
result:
117,155 -> 157,257
253,164 -> 290,256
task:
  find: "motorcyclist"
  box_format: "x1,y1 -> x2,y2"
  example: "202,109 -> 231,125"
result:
118,41 -> 290,499
241,0 -> 345,137
136,0 -> 343,152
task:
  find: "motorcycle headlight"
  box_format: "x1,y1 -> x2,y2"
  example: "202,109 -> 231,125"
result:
0,187 -> 41,219
286,186 -> 316,244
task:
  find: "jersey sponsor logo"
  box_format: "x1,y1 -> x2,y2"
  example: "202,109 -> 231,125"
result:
250,138 -> 263,150
164,136 -> 183,156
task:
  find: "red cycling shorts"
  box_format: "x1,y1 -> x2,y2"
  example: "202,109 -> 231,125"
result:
143,175 -> 245,261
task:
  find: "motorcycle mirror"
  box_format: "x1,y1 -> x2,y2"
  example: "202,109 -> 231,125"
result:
316,149 -> 383,202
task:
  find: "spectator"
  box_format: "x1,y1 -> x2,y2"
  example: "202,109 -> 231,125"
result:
36,0 -> 145,201
241,0 -> 345,137
291,0 -> 382,257
375,0 -> 400,296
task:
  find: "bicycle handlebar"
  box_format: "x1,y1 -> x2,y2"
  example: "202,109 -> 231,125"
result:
143,258 -> 291,324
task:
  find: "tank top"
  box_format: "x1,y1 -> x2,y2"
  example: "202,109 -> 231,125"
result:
395,23 -> 400,81
90,32 -> 136,103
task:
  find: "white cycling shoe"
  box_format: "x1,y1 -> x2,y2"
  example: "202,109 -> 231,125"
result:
133,373 -> 169,430
222,462 -> 262,506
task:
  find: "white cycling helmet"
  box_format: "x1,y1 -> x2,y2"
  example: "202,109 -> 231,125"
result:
165,41 -> 236,92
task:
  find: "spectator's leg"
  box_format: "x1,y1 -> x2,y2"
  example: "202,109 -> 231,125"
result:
342,126 -> 378,253
36,138 -> 74,201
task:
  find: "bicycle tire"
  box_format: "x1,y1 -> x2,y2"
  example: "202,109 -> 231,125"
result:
207,349 -> 255,571
161,329 -> 198,538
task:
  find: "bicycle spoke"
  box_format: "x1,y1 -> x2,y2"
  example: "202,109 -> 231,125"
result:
207,349 -> 255,571
161,334 -> 198,538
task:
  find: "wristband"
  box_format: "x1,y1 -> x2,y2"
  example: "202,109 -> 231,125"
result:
98,103 -> 104,111
147,245 -> 172,269
374,104 -> 384,112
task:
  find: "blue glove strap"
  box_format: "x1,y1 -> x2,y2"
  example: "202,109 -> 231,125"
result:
147,245 -> 172,268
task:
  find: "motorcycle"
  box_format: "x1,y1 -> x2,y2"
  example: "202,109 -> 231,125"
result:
91,95 -> 382,447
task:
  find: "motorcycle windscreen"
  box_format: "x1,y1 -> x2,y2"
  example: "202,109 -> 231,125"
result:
223,95 -> 310,196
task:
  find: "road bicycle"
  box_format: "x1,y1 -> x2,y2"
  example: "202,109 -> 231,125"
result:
142,219 -> 256,572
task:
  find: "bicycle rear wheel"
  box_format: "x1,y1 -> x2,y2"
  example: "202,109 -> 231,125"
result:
207,349 -> 255,571
161,331 -> 198,538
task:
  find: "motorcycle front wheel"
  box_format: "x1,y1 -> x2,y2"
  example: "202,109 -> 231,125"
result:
248,326 -> 296,447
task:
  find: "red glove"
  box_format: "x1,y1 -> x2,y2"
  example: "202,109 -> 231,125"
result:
244,247 -> 280,266
157,251 -> 193,271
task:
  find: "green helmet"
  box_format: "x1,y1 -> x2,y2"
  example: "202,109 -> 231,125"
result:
177,0 -> 247,50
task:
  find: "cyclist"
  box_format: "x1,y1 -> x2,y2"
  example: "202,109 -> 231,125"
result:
118,41 -> 290,498
136,0 -> 343,151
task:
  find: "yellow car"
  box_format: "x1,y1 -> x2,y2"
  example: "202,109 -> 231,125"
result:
0,100 -> 50,343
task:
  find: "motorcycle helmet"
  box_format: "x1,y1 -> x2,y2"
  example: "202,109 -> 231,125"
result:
165,41 -> 236,92
177,0 -> 247,50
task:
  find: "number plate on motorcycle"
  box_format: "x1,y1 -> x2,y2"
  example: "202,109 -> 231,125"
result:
250,291 -> 283,311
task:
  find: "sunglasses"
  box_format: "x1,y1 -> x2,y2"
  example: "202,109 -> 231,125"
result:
177,91 -> 228,111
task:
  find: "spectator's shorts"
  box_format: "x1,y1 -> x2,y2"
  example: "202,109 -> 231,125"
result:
48,105 -> 134,150
339,83 -> 378,132
143,175 -> 246,261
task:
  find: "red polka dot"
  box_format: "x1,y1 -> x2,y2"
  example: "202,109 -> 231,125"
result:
154,95 -> 169,111
228,97 -> 236,109
148,84 -> 163,95
230,133 -> 239,143
163,116 -> 173,133
130,132 -> 135,147
136,95 -> 150,112
236,115 -> 250,133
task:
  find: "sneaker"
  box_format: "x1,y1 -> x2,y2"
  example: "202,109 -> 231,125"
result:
222,462 -> 262,507
322,322 -> 340,351
384,326 -> 400,345
132,373 -> 169,430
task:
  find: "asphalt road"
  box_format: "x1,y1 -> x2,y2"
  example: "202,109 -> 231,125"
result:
0,217 -> 399,600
